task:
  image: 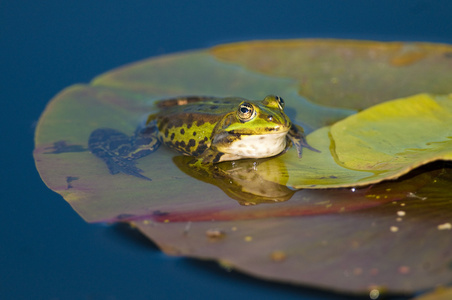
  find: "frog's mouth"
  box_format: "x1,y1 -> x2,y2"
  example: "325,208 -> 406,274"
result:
229,125 -> 290,136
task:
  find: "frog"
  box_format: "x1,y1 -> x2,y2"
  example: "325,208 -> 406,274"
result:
88,95 -> 319,180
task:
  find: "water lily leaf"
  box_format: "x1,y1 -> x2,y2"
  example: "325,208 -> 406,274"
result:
257,93 -> 452,189
331,93 -> 452,172
132,166 -> 452,294
212,39 -> 452,110
34,39 -> 452,295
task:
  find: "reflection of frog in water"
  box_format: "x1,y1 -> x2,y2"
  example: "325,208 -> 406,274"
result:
88,95 -> 319,180
173,156 -> 297,205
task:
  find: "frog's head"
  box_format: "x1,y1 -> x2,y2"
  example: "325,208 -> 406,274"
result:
221,95 -> 290,134
213,95 -> 292,160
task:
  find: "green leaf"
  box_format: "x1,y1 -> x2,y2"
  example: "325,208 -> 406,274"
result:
260,93 -> 452,189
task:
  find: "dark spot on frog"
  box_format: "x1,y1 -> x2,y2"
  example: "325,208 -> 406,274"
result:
170,133 -> 175,141
329,175 -> 338,179
180,128 -> 185,135
164,129 -> 169,138
188,139 -> 196,148
193,144 -> 208,156
259,136 -> 265,140
193,131 -> 197,136
196,119 -> 205,126
198,136 -> 209,145
210,105 -> 219,110
180,141 -> 186,148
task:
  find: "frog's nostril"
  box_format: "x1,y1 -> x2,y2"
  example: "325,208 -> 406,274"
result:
268,115 -> 273,121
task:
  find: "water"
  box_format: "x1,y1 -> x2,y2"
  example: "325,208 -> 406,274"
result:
2,0 -> 452,299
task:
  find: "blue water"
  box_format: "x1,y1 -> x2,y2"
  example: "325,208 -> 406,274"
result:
2,1 -> 452,299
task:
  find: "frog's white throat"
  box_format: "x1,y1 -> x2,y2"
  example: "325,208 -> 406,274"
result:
219,131 -> 288,161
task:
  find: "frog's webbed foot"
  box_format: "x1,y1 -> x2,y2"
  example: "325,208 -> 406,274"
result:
88,128 -> 159,181
197,148 -> 225,164
287,124 -> 320,158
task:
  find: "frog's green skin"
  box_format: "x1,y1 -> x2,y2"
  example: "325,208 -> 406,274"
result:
148,95 -> 318,164
89,95 -> 319,180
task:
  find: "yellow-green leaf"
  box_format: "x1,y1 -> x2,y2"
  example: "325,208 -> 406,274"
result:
332,93 -> 452,172
264,93 -> 452,189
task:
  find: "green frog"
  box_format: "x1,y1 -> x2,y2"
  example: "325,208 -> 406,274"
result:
89,95 -> 319,180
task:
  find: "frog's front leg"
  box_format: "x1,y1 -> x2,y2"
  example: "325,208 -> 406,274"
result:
88,126 -> 160,181
197,147 -> 225,164
287,124 -> 320,158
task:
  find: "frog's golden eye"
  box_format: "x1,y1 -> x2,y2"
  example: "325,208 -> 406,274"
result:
275,96 -> 285,110
263,95 -> 285,110
237,102 -> 256,121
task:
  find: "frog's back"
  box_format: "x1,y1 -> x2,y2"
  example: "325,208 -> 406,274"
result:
152,96 -> 245,156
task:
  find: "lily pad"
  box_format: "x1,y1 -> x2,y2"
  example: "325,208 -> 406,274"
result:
256,93 -> 452,189
332,93 -> 452,172
34,39 -> 452,296
211,39 -> 452,110
133,168 -> 452,294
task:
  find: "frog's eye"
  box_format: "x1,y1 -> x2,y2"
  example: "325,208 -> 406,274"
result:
275,96 -> 285,110
263,95 -> 285,110
237,102 -> 256,122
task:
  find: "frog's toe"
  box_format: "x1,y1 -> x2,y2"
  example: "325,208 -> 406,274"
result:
287,134 -> 320,158
198,149 -> 224,164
